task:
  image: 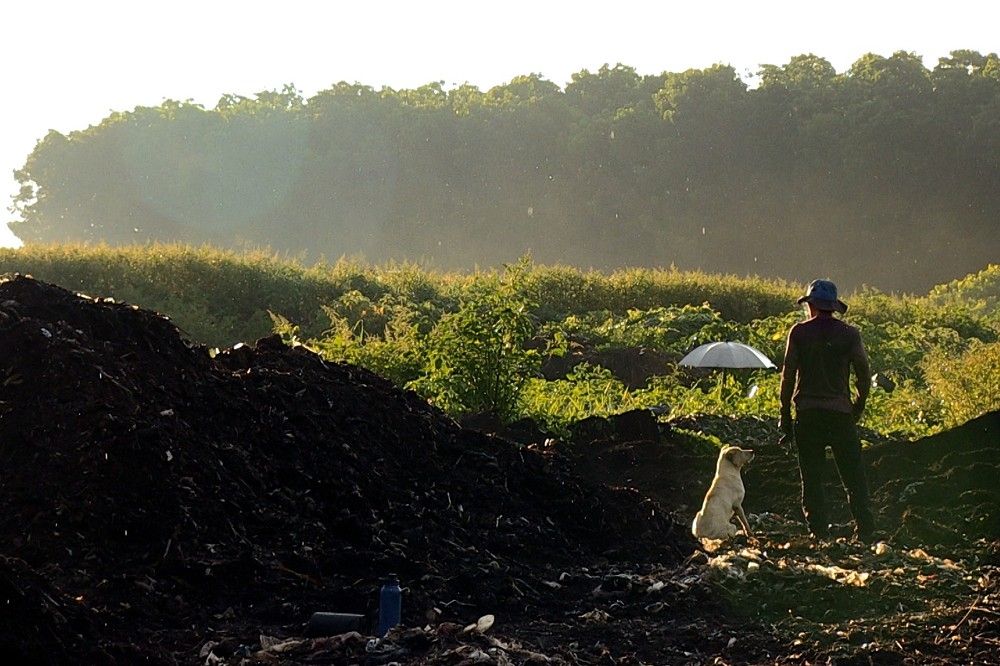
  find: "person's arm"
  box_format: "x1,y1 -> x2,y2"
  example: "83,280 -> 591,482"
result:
779,329 -> 798,435
850,331 -> 871,421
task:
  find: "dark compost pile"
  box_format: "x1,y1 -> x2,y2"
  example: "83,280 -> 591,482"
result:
0,274 -> 998,665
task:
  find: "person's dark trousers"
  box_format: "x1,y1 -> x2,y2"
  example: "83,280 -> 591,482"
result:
794,409 -> 876,538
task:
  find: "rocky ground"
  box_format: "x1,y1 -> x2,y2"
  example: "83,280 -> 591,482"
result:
0,274 -> 997,665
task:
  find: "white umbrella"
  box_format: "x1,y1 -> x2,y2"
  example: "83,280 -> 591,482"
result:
679,341 -> 776,369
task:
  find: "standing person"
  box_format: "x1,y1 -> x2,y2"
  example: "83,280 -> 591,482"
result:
779,279 -> 876,543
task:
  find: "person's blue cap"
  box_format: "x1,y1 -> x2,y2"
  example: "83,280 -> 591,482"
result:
797,279 -> 848,313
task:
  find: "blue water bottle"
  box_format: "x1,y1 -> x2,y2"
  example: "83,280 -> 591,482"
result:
377,574 -> 402,637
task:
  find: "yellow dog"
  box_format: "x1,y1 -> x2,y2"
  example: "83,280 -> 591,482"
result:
692,445 -> 754,539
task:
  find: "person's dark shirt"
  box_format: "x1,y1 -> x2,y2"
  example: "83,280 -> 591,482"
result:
780,315 -> 871,415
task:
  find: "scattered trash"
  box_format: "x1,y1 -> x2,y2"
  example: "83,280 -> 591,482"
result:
305,612 -> 365,637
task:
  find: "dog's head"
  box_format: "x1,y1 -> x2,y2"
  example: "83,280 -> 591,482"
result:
720,445 -> 754,469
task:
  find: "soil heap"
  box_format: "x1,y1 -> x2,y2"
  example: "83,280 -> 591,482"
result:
0,275 -> 709,665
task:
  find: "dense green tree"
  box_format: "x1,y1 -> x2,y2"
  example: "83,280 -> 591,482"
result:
654,64 -> 750,181
9,53 -> 1000,294
564,63 -> 644,117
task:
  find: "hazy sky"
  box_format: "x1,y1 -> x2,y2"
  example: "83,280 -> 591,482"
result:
3,0 -> 998,249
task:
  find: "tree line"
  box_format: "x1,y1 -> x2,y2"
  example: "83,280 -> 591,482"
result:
10,50 -> 1000,293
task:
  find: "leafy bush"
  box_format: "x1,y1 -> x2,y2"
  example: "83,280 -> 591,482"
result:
596,304 -> 731,354
925,263 -> 1000,319
863,379 -> 941,440
271,297 -> 426,387
922,340 -> 1000,428
407,260 -> 554,423
520,364 -> 648,435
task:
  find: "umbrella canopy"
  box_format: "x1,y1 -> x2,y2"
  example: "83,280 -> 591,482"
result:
679,341 -> 776,369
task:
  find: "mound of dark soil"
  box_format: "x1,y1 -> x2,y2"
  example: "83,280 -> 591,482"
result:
0,275 -> 710,664
0,274 -> 997,665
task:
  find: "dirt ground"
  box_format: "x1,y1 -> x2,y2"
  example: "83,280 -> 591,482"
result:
0,274 -> 998,665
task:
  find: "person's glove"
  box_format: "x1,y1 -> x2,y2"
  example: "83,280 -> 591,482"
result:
851,400 -> 866,422
778,409 -> 795,447
778,409 -> 794,447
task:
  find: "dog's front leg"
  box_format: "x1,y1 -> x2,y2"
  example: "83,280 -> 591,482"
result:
733,503 -> 751,535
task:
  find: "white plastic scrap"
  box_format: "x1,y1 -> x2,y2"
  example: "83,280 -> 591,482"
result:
463,614 -> 495,634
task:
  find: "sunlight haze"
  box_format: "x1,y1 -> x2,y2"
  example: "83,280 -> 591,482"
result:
2,0 -> 998,250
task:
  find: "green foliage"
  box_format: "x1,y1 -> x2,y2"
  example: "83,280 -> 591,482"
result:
523,264 -> 798,323
283,308 -> 425,388
922,340 -> 1000,427
862,379 -> 941,439
407,260 -> 551,423
2,245 -> 997,441
599,305 -> 727,352
925,263 -> 1000,321
522,265 -> 610,320
0,243 -> 304,345
267,267 -> 439,387
519,364 -> 648,436
846,287 -> 999,393
648,370 -> 782,421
